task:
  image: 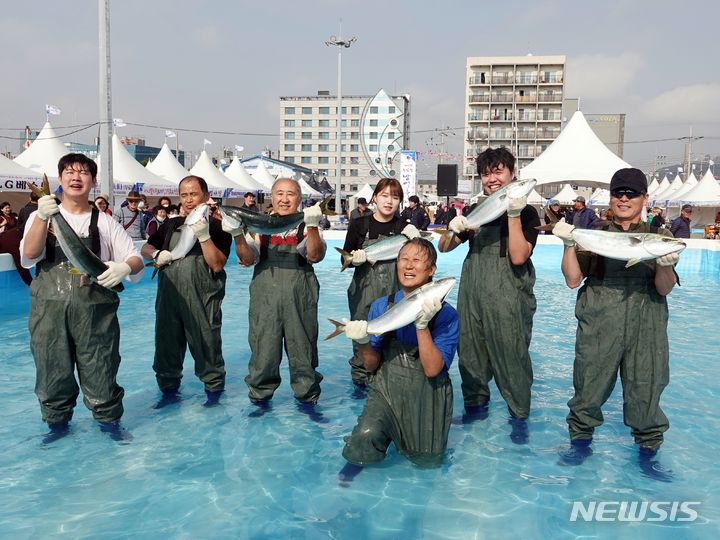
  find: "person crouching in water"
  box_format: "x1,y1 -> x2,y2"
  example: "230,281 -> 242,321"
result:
339,238 -> 459,481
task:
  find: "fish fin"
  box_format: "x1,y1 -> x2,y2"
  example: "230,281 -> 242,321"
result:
151,266 -> 160,279
324,318 -> 346,341
628,237 -> 642,245
431,227 -> 447,234
144,261 -> 157,268
625,258 -> 641,268
419,231 -> 433,238
28,174 -> 51,197
334,247 -> 353,272
319,195 -> 337,216
68,267 -> 82,275
42,174 -> 50,195
248,231 -> 256,241
535,223 -> 555,232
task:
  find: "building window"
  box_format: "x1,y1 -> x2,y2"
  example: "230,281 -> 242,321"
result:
286,156 -> 295,163
341,169 -> 347,176
318,144 -> 329,151
301,132 -> 312,139
350,132 -> 359,139
341,119 -> 347,127
387,132 -> 395,139
284,144 -> 295,151
369,119 -> 378,127
319,132 -> 330,139
350,144 -> 359,151
318,157 -> 329,164
350,156 -> 359,164
285,132 -> 295,139
369,132 -> 378,139
342,107 -> 347,114
319,119 -> 330,127
285,107 -> 295,114
351,119 -> 359,126
341,144 -> 347,151
350,169 -> 359,176
351,184 -> 358,191
351,106 -> 360,114
340,157 -> 346,164
302,107 -> 312,114
318,169 -> 328,175
301,157 -> 312,164
369,106 -> 378,114
301,144 -> 312,151
319,106 -> 330,114
388,106 -> 396,114
341,132 -> 348,140
284,119 -> 295,127
369,144 -> 378,152
301,119 -> 312,127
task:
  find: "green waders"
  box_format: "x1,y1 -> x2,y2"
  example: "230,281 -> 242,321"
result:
245,234 -> 323,402
342,339 -> 453,467
347,235 -> 400,385
29,212 -> 124,424
153,241 -> 226,392
457,221 -> 536,418
568,229 -> 671,450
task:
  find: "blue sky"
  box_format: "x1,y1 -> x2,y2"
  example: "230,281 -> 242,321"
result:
1,0 -> 718,173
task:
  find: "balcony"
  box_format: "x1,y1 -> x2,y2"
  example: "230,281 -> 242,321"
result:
491,113 -> 513,121
469,75 -> 488,85
468,113 -> 489,122
491,92 -> 514,102
469,94 -> 491,103
491,74 -> 514,84
517,147 -> 537,158
517,129 -> 536,139
538,113 -> 562,121
539,75 -> 563,84
536,128 -> 560,139
538,91 -> 562,102
467,128 -> 489,140
515,75 -> 538,85
515,94 -> 537,103
491,129 -> 513,139
515,113 -> 536,122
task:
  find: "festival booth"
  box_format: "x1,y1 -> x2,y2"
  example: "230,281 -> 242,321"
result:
347,182 -> 376,214
250,160 -> 277,192
651,173 -> 685,204
588,187 -> 610,207
552,184 -> 580,205
14,121 -> 68,180
0,154 -> 44,209
146,143 -> 188,185
647,176 -> 662,196
223,157 -> 267,193
668,172 -> 699,203
189,150 -> 245,201
675,169 -> 720,232
298,177 -> 323,199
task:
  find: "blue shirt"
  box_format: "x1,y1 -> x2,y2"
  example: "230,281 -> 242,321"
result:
368,290 -> 460,370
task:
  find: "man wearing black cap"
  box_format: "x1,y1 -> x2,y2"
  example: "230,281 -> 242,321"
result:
566,195 -> 598,229
349,197 -> 372,221
670,204 -> 693,239
554,167 -> 680,474
241,192 -> 259,213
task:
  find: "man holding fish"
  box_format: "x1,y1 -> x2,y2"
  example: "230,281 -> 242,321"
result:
142,175 -> 232,407
438,147 -> 539,441
554,168 -> 682,466
21,154 -> 144,441
334,238 -> 458,475
226,178 -> 326,416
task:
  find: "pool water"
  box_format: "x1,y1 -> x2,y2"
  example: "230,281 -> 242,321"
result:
1,241 -> 718,539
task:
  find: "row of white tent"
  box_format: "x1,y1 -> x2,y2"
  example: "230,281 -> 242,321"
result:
0,122 -> 323,199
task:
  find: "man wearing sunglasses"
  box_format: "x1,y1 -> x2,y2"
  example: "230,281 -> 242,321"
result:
670,204 -> 693,239
554,168 -> 679,474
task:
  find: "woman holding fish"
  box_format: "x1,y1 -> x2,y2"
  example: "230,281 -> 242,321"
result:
553,168 -> 682,466
337,178 -> 421,388
438,148 -> 539,441
21,154 -> 144,441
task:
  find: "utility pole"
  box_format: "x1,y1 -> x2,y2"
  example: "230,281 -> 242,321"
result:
98,0 -> 113,207
680,127 -> 704,180
325,23 -> 356,215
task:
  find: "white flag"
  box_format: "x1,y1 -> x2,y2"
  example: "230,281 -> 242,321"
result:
234,145 -> 244,152
203,138 -> 212,146
112,118 -> 126,127
677,167 -> 683,172
45,104 -> 61,115
691,164 -> 696,170
165,130 -> 176,138
710,160 -> 715,166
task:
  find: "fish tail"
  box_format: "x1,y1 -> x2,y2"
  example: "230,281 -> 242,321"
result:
324,318 -> 346,340
319,195 -> 337,216
151,266 -> 159,279
334,247 -> 353,272
28,174 -> 51,197
431,227 -> 447,234
535,223 -> 556,232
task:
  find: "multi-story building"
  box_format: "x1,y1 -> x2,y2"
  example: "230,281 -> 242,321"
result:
463,55 -> 566,189
279,90 -> 410,195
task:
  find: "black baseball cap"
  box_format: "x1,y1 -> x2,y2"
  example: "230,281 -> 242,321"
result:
357,197 -> 368,205
610,168 -> 648,193
244,192 -> 255,198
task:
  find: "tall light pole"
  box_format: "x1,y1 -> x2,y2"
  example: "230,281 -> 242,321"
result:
325,25 -> 356,214
98,0 -> 113,207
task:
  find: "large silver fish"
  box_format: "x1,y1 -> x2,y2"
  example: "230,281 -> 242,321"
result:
572,229 -> 687,268
148,203 -> 208,278
29,176 -> 124,292
464,178 -> 537,230
219,196 -> 333,236
335,234 -> 410,272
325,277 -> 456,339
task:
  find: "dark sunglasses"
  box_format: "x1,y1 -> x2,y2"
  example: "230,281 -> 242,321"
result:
610,189 -> 644,199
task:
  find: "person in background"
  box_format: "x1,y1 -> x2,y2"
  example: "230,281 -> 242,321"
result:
567,196 -> 598,229
650,207 -> 666,228
0,202 -> 18,233
445,204 -> 457,224
401,195 -> 430,230
544,199 -> 564,230
349,197 -> 373,221
113,191 -> 146,240
0,201 -> 32,285
158,196 -> 172,208
715,211 -> 720,224
670,204 -> 692,239
17,193 -> 39,235
166,204 -> 180,218
241,192 -> 259,213
93,195 -> 112,216
145,205 -> 168,237
434,203 -> 446,225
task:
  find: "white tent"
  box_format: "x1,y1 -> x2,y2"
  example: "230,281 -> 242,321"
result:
527,188 -> 544,205
652,173 -> 684,202
146,143 -> 188,184
647,176 -> 662,196
0,153 -> 43,192
251,159 -> 276,191
351,183 -> 376,203
652,176 -> 670,199
98,134 -> 178,196
674,169 -> 720,226
552,184 -> 579,204
519,111 -> 632,187
190,150 -> 244,196
667,172 -> 698,203
224,157 -> 267,192
298,177 -> 323,198
588,187 -> 610,206
14,121 -> 69,177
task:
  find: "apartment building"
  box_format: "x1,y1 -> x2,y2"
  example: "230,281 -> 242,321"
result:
279,90 -> 410,195
463,55 -> 566,187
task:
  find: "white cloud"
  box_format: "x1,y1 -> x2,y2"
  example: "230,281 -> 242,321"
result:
566,53 -> 644,100
640,84 -> 720,123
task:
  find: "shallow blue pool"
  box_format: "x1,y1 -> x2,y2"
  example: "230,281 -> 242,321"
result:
1,241 -> 718,539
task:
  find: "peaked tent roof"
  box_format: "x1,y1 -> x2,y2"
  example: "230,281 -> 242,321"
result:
652,173 -> 684,202
652,177 -> 670,198
14,121 -> 69,177
552,184 -> 580,204
350,183 -> 376,203
298,177 -> 323,198
647,176 -> 662,195
667,172 -> 699,202
189,150 -> 244,195
224,157 -> 267,192
0,153 -> 43,181
677,168 -> 720,206
251,160 -> 277,190
146,143 -> 188,184
519,110 -> 632,187
527,188 -> 544,205
588,187 -> 610,206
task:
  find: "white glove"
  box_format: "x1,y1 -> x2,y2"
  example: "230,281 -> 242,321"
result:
97,261 -> 132,289
415,297 -> 442,330
507,195 -> 527,218
155,250 -> 174,267
553,219 -> 576,247
190,217 -> 211,243
343,318 -> 369,344
656,252 -> 680,267
221,216 -> 244,237
303,203 -> 322,228
37,195 -> 60,221
401,224 -> 420,239
449,215 -> 470,235
351,249 -> 367,266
